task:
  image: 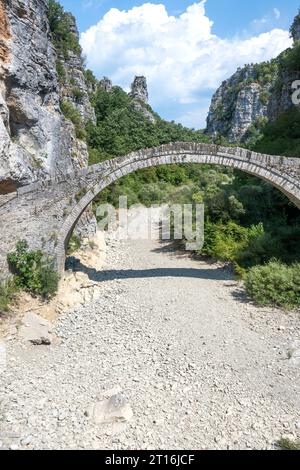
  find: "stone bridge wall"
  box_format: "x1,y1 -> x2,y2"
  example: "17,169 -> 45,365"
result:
1,143 -> 300,280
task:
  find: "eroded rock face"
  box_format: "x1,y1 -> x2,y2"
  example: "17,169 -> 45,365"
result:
130,76 -> 149,103
129,75 -> 156,123
206,11 -> 300,142
0,0 -> 69,191
206,65 -> 272,143
99,77 -> 113,93
268,70 -> 300,121
0,0 -> 96,236
58,13 -> 96,125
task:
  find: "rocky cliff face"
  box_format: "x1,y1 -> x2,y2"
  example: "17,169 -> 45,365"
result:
57,13 -> 96,126
130,76 -> 149,103
206,11 -> 300,143
129,75 -> 156,124
206,65 -> 275,143
99,77 -> 113,93
0,0 -> 96,235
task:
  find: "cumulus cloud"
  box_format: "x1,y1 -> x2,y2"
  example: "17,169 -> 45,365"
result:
80,1 -> 292,128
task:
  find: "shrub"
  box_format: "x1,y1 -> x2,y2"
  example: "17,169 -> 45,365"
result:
0,279 -> 19,314
278,438 -> 300,450
7,241 -> 59,299
60,100 -> 86,140
201,221 -> 249,262
48,0 -> 82,58
67,234 -> 81,254
72,88 -> 85,103
245,261 -> 300,308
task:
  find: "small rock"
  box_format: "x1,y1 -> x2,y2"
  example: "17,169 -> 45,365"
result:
287,341 -> 300,366
21,436 -> 33,446
86,394 -> 133,424
30,337 -> 51,346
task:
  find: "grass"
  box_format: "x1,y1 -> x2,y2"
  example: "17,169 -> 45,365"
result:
278,438 -> 300,450
0,278 -> 19,315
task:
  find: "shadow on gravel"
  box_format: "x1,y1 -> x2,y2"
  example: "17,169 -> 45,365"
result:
66,257 -> 230,282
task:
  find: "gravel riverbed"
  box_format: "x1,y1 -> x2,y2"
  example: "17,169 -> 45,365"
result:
0,235 -> 299,450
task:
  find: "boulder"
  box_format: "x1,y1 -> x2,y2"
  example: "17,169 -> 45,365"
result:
19,312 -> 52,345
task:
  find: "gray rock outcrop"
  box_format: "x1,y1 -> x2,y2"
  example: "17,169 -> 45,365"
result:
129,75 -> 156,123
206,10 -> 300,142
0,0 -> 96,236
130,76 -> 149,103
99,77 -> 113,92
57,13 -> 96,125
206,65 -> 274,142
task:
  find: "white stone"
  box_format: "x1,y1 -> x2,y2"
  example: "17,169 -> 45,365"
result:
86,394 -> 133,424
19,312 -> 52,345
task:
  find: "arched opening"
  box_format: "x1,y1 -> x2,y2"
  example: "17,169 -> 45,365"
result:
54,144 -> 300,273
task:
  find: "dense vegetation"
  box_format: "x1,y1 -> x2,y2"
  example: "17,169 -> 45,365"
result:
86,65 -> 300,308
46,0 -> 300,309
245,261 -> 300,309
7,241 -> 59,299
0,279 -> 18,315
48,0 -> 81,58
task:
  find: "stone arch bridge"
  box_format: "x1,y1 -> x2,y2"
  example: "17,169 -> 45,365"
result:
1,142 -> 300,279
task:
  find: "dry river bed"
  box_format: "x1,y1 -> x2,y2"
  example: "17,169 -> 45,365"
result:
0,235 -> 299,450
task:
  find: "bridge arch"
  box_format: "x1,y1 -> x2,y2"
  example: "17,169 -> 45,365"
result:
54,143 -> 300,273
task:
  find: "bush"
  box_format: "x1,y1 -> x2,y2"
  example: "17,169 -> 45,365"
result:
60,100 -> 86,140
67,234 -> 81,254
7,241 -> 59,299
245,261 -> 300,308
0,279 -> 19,314
48,0 -> 82,58
72,88 -> 85,103
278,438 -> 300,450
201,221 -> 249,262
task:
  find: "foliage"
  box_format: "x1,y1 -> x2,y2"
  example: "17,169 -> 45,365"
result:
290,10 -> 300,41
0,279 -> 19,314
72,88 -> 85,103
48,0 -> 81,58
87,86 -> 209,163
56,60 -> 66,82
61,100 -> 86,140
279,42 -> 300,72
253,108 -> 300,158
67,234 -> 81,255
84,69 -> 97,88
7,241 -> 59,299
245,261 -> 300,308
278,438 -> 300,450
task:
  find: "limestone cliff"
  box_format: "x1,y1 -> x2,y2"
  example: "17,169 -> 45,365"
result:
56,12 -> 96,126
206,64 -> 277,143
129,75 -> 156,124
0,0 -> 96,235
206,11 -> 300,143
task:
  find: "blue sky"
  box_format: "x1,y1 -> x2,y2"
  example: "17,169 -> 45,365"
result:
60,1 -> 299,128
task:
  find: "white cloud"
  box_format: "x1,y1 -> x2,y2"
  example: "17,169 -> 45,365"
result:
80,1 -> 292,128
274,8 -> 281,20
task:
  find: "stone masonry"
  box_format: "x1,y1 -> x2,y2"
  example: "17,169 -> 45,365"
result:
1,142 -> 300,280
